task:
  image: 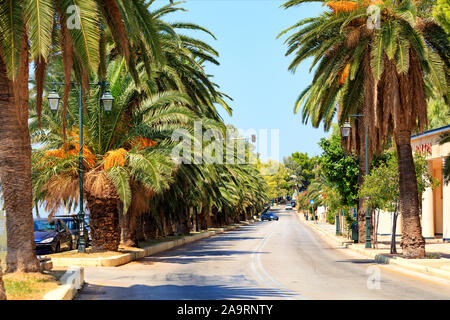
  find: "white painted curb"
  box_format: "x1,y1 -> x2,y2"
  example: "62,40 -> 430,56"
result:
42,266 -> 84,300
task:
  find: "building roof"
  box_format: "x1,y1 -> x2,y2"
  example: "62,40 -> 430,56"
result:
411,124 -> 450,141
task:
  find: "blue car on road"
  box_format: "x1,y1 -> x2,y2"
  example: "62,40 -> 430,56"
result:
34,219 -> 73,255
261,212 -> 279,221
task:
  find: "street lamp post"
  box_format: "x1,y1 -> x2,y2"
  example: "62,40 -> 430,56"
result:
341,115 -> 371,248
48,81 -> 114,253
336,209 -> 341,235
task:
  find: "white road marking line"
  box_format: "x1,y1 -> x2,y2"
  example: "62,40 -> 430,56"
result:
250,219 -> 308,300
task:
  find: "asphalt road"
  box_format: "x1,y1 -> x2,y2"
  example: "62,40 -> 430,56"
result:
76,207 -> 450,300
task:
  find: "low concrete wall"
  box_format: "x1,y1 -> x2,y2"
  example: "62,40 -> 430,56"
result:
43,266 -> 84,300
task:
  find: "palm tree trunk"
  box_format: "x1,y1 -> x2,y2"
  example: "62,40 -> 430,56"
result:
135,213 -> 145,243
176,209 -> 190,235
143,211 -> 158,240
197,206 -> 208,230
157,208 -> 166,237
395,131 -> 426,258
211,207 -> 219,227
0,57 -> 39,273
119,211 -> 136,247
0,263 -> 6,300
86,193 -> 120,251
390,202 -> 399,254
357,175 -> 367,243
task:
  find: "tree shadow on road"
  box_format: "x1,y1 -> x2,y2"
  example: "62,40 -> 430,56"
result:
133,229 -> 269,265
77,282 -> 297,300
139,248 -> 269,265
335,259 -> 376,264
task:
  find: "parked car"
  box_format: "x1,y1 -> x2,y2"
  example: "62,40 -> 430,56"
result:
53,215 -> 90,249
285,204 -> 292,210
34,218 -> 73,255
261,212 -> 279,221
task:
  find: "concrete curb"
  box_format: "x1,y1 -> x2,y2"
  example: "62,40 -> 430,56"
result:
42,266 -> 84,300
49,220 -> 255,268
296,212 -> 450,281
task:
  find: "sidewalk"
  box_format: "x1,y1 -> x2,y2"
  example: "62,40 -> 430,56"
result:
297,212 -> 450,281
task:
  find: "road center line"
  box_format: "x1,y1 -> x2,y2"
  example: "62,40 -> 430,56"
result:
250,218 -> 307,300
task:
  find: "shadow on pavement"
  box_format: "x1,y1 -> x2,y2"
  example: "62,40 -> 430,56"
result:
131,225 -> 270,265
144,249 -> 269,265
77,282 -> 296,300
335,259 -> 376,264
139,238 -> 269,265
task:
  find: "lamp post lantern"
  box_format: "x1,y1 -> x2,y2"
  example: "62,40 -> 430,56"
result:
101,89 -> 114,111
47,81 -> 113,252
340,121 -> 351,138
340,115 -> 371,248
47,90 -> 61,111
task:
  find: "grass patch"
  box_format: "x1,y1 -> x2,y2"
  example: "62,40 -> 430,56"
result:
3,270 -> 64,300
0,251 -> 5,270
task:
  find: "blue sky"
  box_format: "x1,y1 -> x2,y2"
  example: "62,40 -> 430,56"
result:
167,0 -> 331,161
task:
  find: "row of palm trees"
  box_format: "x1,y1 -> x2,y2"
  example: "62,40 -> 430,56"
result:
0,0 -> 269,280
280,0 -> 449,258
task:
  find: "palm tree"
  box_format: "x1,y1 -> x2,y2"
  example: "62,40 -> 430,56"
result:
280,0 -> 448,257
29,1 -> 245,249
148,4 -> 233,119
0,265 -> 5,300
0,0 -> 175,272
30,57 -> 199,251
103,6 -> 238,243
150,124 -> 268,236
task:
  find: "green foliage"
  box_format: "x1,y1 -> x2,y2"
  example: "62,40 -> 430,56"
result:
283,152 -> 317,191
317,127 -> 359,207
258,160 -> 290,200
414,151 -> 440,194
433,0 -> 450,34
326,211 -> 335,225
359,149 -> 439,212
359,151 -> 399,212
343,210 -> 356,233
427,97 -> 450,130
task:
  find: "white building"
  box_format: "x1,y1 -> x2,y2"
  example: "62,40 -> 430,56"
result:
377,125 -> 450,241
